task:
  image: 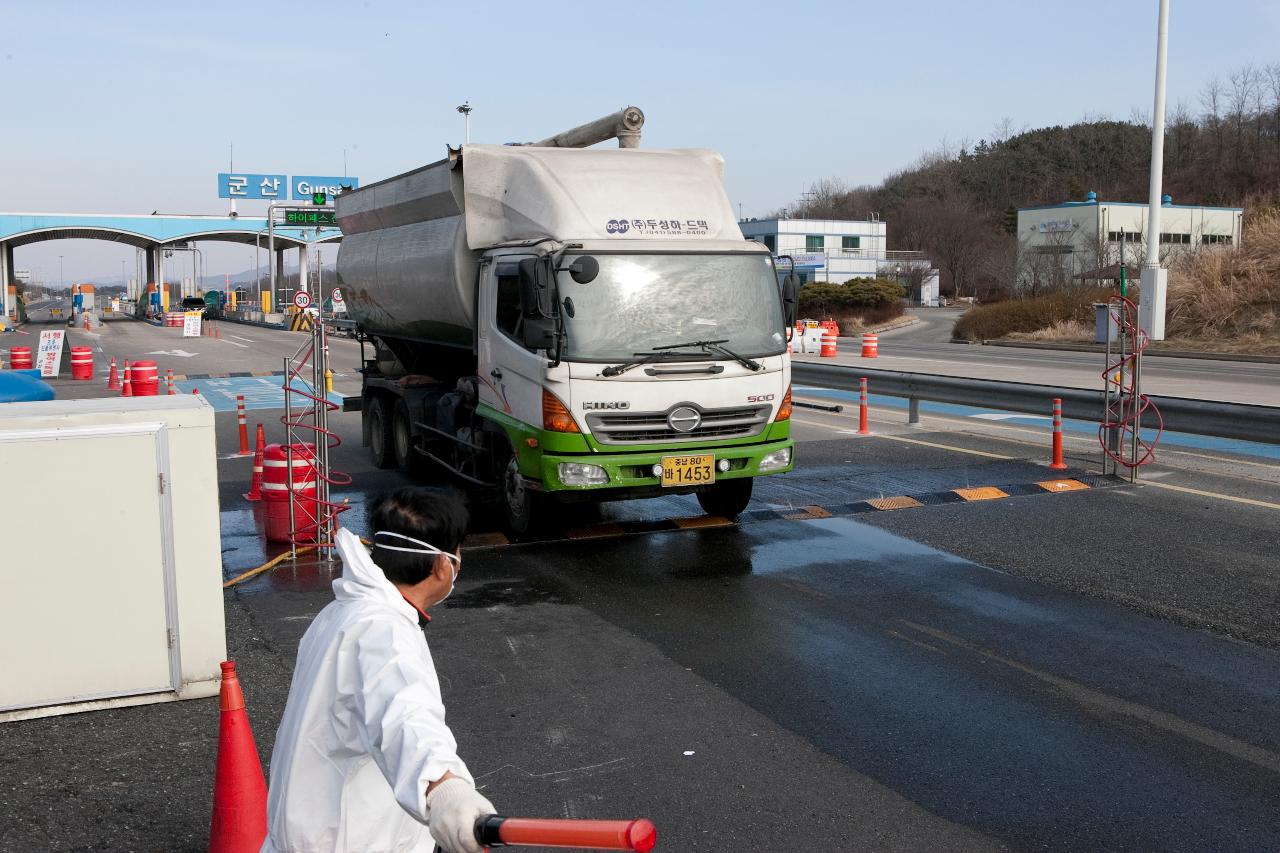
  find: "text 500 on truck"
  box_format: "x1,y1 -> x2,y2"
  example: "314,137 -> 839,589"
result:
336,107 -> 800,536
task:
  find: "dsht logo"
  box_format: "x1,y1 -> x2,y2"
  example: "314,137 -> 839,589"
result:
606,219 -> 630,234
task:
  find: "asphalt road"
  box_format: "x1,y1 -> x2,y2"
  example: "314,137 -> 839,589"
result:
802,307 -> 1280,405
2,316 -> 1278,851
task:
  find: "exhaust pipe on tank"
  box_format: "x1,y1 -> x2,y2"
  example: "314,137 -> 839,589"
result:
529,106 -> 645,149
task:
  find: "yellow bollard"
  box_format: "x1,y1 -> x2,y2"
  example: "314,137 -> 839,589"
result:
262,290 -> 272,314
325,368 -> 334,393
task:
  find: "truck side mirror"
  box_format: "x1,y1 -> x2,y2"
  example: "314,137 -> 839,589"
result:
782,274 -> 801,328
566,255 -> 599,284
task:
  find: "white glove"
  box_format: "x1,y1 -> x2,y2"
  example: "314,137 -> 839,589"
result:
427,777 -> 495,853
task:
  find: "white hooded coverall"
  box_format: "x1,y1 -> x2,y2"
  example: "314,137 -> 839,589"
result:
262,527 -> 472,852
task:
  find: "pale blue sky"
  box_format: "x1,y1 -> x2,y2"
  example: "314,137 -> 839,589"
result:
4,0 -> 1278,284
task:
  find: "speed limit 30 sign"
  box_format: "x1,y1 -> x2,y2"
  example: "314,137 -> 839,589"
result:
293,291 -> 312,309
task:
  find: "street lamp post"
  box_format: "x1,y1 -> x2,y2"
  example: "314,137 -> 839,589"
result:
59,255 -> 64,293
1139,0 -> 1170,341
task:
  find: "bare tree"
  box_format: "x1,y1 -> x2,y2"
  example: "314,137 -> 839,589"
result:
1267,63 -> 1280,164
1167,100 -> 1196,177
1228,66 -> 1258,172
1201,77 -> 1225,169
912,197 -> 992,299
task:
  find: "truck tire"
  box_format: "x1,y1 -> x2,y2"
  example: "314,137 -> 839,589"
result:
392,397 -> 416,473
696,478 -> 753,519
366,395 -> 396,470
500,447 -> 545,538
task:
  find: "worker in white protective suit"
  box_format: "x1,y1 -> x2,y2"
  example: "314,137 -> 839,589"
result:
262,487 -> 495,853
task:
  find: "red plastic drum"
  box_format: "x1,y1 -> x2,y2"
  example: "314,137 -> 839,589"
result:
70,346 -> 94,380
129,360 -> 159,396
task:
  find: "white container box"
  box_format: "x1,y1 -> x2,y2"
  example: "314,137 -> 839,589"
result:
0,395 -> 226,721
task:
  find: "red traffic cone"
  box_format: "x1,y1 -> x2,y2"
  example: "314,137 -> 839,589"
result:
167,368 -> 176,395
106,358 -> 120,391
121,360 -> 133,397
209,661 -> 268,853
243,424 -> 266,501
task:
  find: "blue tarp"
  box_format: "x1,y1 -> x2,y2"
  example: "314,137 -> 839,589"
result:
0,369 -> 54,402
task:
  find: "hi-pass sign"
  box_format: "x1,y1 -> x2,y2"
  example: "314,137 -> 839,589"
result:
217,173 -> 359,201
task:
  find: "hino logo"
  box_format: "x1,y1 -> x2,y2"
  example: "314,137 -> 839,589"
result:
583,401 -> 630,410
667,406 -> 702,433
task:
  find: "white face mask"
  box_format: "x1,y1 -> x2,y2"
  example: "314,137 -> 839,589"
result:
372,531 -> 461,600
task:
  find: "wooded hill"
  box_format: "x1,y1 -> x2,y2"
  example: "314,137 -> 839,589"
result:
783,63 -> 1280,298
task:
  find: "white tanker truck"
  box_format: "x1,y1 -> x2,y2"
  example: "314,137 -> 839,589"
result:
336,107 -> 800,535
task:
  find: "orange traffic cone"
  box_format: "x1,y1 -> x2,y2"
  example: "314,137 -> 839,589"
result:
209,661 -> 268,853
121,360 -> 133,397
106,358 -> 120,390
167,368 -> 176,395
243,424 -> 265,501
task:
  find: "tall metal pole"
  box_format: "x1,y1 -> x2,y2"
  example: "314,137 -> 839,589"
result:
1139,0 -> 1170,341
255,231 -> 263,309
268,204 -> 276,313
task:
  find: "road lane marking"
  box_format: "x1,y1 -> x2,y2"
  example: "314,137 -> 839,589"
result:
873,433 -> 1014,460
1140,480 -> 1280,511
220,338 -> 250,348
229,335 -> 256,343
900,619 -> 1280,775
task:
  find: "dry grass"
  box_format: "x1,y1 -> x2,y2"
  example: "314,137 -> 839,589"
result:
1166,209 -> 1280,338
1005,320 -> 1093,342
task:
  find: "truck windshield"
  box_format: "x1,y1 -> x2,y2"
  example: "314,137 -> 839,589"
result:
557,253 -> 786,361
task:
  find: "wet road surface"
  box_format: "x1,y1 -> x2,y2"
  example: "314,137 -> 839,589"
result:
4,317 -> 1279,851
471,518 -> 1280,850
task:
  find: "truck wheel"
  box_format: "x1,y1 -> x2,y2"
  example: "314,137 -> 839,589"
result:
366,395 -> 396,469
501,449 -> 544,538
392,397 -> 417,473
696,478 -> 753,519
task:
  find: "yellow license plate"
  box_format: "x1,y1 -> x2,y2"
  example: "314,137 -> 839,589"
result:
661,454 -> 715,487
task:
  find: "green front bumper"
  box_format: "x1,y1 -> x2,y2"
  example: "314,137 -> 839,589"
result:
537,434 -> 795,494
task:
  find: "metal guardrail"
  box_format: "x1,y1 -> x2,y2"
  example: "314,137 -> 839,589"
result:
791,362 -> 1280,445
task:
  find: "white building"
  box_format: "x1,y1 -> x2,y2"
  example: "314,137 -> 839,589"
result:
738,217 -> 940,305
1016,192 -> 1243,286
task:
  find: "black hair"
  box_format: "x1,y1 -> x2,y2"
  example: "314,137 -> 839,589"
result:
366,487 -> 469,585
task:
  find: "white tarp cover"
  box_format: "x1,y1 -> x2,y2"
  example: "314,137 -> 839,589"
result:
460,145 -> 743,249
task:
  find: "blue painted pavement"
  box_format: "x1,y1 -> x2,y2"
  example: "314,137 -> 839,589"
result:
177,375 -> 343,411
794,385 -> 1280,462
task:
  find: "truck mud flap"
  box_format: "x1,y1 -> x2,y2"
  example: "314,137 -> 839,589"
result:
342,395 -> 363,412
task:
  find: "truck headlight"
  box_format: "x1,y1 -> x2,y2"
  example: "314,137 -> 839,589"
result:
758,448 -> 792,471
559,462 -> 609,486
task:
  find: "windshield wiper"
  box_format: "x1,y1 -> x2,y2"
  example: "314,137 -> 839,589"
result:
601,349 -> 700,377
654,339 -> 762,372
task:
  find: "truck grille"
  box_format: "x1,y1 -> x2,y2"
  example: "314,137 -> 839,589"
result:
586,405 -> 771,445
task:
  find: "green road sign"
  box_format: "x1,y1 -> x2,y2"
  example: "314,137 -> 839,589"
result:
284,209 -> 337,226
